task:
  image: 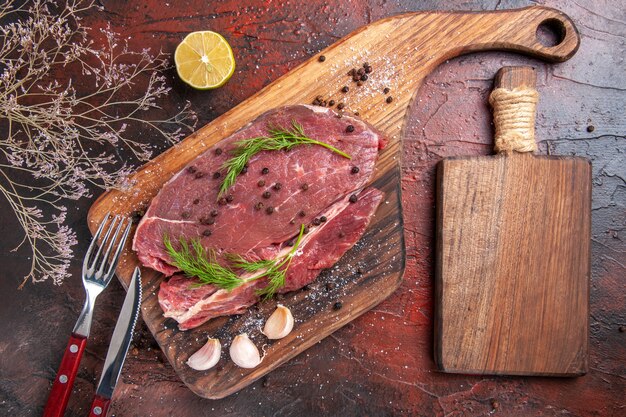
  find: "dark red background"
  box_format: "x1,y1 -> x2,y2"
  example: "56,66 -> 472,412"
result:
1,0 -> 624,416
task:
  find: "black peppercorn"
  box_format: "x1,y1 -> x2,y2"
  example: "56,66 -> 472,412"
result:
192,198 -> 200,205
187,166 -> 197,174
383,87 -> 390,94
356,81 -> 363,87
241,165 -> 248,174
360,74 -> 368,81
261,167 -> 269,175
386,96 -> 393,103
338,231 -> 345,238
337,103 -> 345,110
181,211 -> 190,219
364,65 -> 372,74
326,282 -> 335,291
341,86 -> 349,93
303,284 -> 311,291
215,148 -> 223,156
218,197 -> 227,206
333,301 -> 343,310
254,202 -> 264,211
349,194 -> 358,203
200,217 -> 215,225
226,195 -> 234,203
202,229 -> 212,237
298,210 -> 306,217
328,100 -> 335,106
346,125 -> 355,133
318,55 -> 326,62
257,179 -> 266,187
363,62 -> 369,67
351,166 -> 360,174
286,239 -> 295,247
303,226 -> 310,234
212,172 -> 221,179
357,68 -> 365,76
587,125 -> 595,132
348,68 -> 356,76
262,191 -> 271,199
266,206 -> 274,214
273,182 -> 282,191
210,209 -> 218,217
312,218 -> 321,226
301,183 -> 309,191
320,216 -> 327,222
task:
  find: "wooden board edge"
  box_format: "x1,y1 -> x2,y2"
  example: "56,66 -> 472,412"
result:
438,154 -> 593,164
582,159 -> 592,375
437,366 -> 588,377
433,160 -> 446,370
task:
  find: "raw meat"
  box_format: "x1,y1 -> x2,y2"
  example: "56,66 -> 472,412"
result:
159,188 -> 383,330
133,105 -> 385,330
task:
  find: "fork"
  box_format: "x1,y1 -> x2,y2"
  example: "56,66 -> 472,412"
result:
43,213 -> 132,417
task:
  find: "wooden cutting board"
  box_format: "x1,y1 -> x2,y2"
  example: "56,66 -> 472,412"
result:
435,67 -> 590,376
88,7 -> 580,398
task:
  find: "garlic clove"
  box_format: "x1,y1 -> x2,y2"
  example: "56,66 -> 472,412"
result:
229,333 -> 262,368
262,304 -> 294,340
187,338 -> 221,371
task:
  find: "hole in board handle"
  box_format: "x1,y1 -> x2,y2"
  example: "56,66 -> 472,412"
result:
536,18 -> 567,47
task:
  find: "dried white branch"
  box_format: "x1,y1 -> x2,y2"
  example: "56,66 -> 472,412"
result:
0,0 -> 197,287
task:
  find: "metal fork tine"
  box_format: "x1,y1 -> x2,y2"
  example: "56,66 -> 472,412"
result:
104,219 -> 132,280
83,213 -> 110,271
96,216 -> 126,280
89,215 -> 119,272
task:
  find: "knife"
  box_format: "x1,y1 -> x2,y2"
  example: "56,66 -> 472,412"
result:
88,267 -> 142,417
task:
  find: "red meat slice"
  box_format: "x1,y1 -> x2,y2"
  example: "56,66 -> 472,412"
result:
133,105 -> 386,330
159,188 -> 383,330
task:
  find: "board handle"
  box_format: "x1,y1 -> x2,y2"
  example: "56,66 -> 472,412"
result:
489,66 -> 538,154
438,7 -> 580,63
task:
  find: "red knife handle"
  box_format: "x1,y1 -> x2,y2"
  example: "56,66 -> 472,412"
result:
42,333 -> 87,417
88,394 -> 111,417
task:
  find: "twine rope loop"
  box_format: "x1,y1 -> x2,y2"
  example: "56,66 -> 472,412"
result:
489,87 -> 538,154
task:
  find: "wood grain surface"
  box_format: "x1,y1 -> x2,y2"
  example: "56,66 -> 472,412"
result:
435,66 -> 591,376
87,7 -> 580,398
2,1 -> 624,416
436,153 -> 591,375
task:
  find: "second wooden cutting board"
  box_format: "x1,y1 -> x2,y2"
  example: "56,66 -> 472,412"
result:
435,67 -> 590,376
88,7 -> 580,397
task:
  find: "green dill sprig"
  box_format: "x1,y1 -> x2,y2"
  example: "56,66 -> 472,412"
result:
163,224 -> 307,298
219,120 -> 351,196
163,235 -> 242,290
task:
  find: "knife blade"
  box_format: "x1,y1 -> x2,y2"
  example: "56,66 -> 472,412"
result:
88,267 -> 142,417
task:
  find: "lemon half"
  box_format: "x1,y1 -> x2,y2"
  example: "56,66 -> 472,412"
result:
174,31 -> 235,90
